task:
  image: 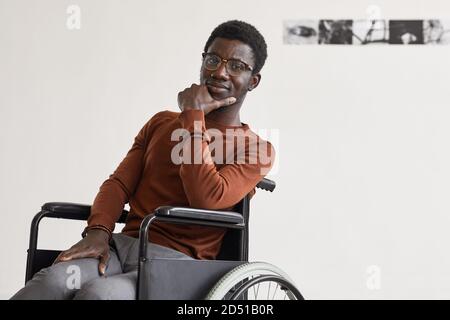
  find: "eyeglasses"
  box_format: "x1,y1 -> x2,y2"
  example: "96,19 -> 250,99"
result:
202,52 -> 253,77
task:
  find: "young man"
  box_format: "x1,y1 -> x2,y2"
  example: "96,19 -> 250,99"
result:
12,20 -> 275,300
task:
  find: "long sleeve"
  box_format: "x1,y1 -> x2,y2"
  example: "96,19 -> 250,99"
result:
178,109 -> 275,210
87,115 -> 156,232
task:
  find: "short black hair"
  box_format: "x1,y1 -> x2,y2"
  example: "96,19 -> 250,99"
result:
203,20 -> 267,74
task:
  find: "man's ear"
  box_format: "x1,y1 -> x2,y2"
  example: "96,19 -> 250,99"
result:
248,73 -> 261,91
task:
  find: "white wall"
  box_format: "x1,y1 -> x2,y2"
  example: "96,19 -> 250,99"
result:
1,0 -> 450,299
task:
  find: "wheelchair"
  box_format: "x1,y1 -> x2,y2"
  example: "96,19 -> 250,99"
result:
25,178 -> 304,300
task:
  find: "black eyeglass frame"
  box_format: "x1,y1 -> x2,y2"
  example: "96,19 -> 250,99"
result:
201,52 -> 254,76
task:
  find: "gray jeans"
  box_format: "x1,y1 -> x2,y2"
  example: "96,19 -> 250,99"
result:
10,233 -> 193,300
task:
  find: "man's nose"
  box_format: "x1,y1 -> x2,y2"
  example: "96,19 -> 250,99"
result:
214,61 -> 230,80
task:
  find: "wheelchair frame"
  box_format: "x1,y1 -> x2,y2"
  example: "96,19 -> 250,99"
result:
24,178 -> 303,300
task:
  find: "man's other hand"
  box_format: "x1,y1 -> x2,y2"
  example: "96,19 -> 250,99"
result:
53,229 -> 111,276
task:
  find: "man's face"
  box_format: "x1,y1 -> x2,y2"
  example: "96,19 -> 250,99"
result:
200,37 -> 260,103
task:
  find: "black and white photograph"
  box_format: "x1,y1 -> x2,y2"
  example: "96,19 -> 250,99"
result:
423,20 -> 450,44
318,20 -> 353,44
283,20 -> 319,45
352,20 -> 389,45
389,20 -> 424,44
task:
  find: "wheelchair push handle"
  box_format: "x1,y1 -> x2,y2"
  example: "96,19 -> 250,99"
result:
256,178 -> 276,192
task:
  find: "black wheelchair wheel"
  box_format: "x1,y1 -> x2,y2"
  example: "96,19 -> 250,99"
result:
206,262 -> 304,300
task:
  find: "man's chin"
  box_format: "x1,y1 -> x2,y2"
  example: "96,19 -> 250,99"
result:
207,88 -> 230,101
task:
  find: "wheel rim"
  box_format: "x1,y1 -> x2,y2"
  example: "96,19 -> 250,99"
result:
228,275 -> 304,300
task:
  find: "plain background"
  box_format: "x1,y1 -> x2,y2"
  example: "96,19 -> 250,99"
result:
1,0 -> 450,299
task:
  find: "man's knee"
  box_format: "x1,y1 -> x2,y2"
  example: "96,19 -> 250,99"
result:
38,259 -> 98,287
74,273 -> 137,300
11,261 -> 86,300
32,263 -> 71,288
15,257 -> 102,299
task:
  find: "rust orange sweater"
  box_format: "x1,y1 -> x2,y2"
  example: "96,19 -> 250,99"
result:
87,109 -> 275,259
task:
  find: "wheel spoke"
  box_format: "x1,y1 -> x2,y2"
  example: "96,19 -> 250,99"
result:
252,279 -> 259,299
255,282 -> 260,299
272,283 -> 279,300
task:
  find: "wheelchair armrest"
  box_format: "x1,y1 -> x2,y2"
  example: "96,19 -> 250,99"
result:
154,206 -> 244,225
41,202 -> 128,223
256,178 -> 276,192
138,206 -> 245,263
41,202 -> 92,220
